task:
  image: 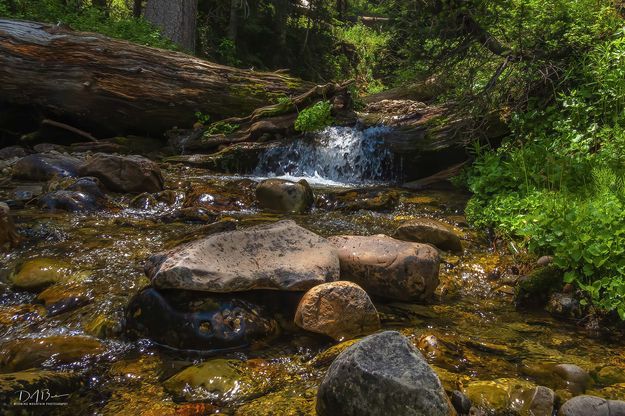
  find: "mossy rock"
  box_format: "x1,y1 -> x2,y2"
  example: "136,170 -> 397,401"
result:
163,358 -> 276,403
515,265 -> 563,309
10,258 -> 81,291
234,389 -> 317,416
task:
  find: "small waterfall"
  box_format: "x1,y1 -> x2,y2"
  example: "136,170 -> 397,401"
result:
254,126 -> 394,185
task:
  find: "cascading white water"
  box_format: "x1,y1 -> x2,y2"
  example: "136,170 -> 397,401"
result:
254,126 -> 394,185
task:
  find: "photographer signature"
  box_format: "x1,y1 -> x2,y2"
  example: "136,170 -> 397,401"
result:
15,389 -> 69,406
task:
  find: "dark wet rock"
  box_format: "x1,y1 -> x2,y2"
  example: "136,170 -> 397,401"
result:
0,145 -> 27,159
255,178 -> 314,213
294,281 -> 380,341
183,183 -> 253,213
464,379 -> 554,416
125,288 -> 278,351
0,202 -> 21,249
318,188 -> 400,212
450,390 -> 472,415
78,153 -> 164,193
516,265 -> 563,309
0,335 -> 104,372
130,192 -> 159,210
0,370 -> 82,410
39,189 -> 104,212
159,207 -> 218,224
558,395 -> 625,416
394,217 -> 463,253
317,331 -> 453,416
328,234 -> 440,301
36,283 -> 92,316
147,220 -> 340,292
546,293 -> 583,320
12,153 -> 81,181
155,189 -> 185,206
10,258 -> 73,291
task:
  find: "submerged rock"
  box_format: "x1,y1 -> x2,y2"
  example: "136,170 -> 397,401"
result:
328,234 -> 440,301
255,178 -> 314,213
294,281 -> 380,341
0,335 -> 104,372
36,282 -> 92,316
546,293 -> 583,320
394,217 -> 463,253
10,258 -> 73,290
79,153 -> 164,193
464,379 -> 554,416
12,153 -> 81,181
558,395 -> 625,416
316,331 -> 453,416
163,358 -> 273,403
125,288 -> 278,351
39,189 -> 103,212
147,220 -> 340,292
0,145 -> 27,159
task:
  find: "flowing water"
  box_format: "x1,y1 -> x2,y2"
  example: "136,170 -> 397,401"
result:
1,128 -> 625,415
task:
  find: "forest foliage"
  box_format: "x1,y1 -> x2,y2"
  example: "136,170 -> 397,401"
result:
2,0 -> 625,317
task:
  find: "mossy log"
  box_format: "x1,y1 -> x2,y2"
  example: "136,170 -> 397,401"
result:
0,19 -> 312,137
167,80 -> 356,153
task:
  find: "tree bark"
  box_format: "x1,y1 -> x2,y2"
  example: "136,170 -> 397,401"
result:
144,0 -> 198,52
0,19 -> 312,137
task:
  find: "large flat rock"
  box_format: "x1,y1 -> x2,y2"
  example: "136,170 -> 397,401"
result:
146,220 -> 340,292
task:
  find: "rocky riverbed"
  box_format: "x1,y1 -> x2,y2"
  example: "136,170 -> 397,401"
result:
1,146 -> 625,415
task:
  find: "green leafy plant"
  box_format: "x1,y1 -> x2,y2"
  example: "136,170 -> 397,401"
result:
204,120 -> 239,135
194,111 -> 211,125
294,100 -> 334,133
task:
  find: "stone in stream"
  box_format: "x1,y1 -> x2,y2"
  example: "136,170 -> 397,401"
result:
78,153 -> 164,193
38,176 -> 107,212
294,281 -> 380,341
0,202 -> 21,249
124,288 -> 278,351
0,145 -> 27,159
12,153 -> 82,181
464,379 -> 555,416
327,234 -> 440,301
558,395 -> 625,416
10,257 -> 74,291
316,331 -> 453,416
0,335 -> 104,372
255,178 -> 314,213
394,217 -> 463,253
146,220 -> 340,292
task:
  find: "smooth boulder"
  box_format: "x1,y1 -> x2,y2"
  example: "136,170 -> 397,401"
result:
147,220 -> 340,292
12,153 -> 81,181
294,281 -> 380,341
79,153 -> 164,193
316,331 -> 453,416
394,218 -> 463,253
328,234 -> 440,301
255,178 -> 314,213
558,395 -> 625,416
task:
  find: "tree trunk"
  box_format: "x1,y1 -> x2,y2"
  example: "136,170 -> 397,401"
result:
227,0 -> 238,42
144,0 -> 197,52
132,0 -> 142,17
0,19 -> 312,137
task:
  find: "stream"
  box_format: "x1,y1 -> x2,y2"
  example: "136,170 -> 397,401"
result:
1,126 -> 625,415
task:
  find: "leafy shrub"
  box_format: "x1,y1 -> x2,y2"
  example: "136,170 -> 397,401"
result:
294,100 -> 334,133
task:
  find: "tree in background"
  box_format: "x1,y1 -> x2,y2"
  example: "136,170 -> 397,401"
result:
144,0 -> 198,51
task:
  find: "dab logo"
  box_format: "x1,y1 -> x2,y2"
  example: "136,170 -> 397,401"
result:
15,389 -> 69,406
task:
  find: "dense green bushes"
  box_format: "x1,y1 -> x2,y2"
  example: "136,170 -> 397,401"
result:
465,23 -> 625,318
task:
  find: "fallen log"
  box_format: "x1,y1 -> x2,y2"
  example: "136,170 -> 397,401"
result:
0,19 -> 313,137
